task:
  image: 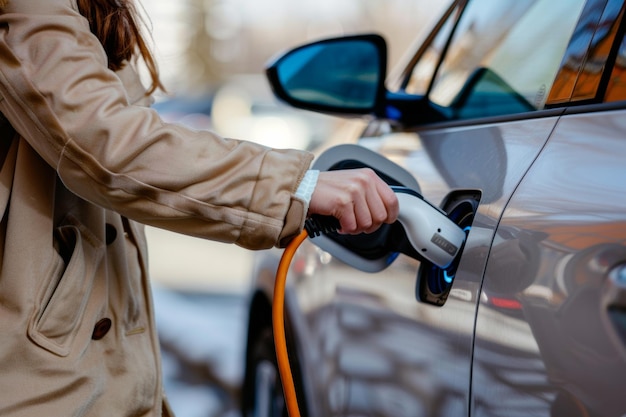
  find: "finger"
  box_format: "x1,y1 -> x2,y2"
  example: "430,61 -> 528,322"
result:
351,191 -> 374,234
337,200 -> 358,234
360,178 -> 398,233
376,181 -> 399,223
362,188 -> 388,234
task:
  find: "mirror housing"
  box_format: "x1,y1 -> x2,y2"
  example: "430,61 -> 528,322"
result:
266,34 -> 388,116
266,34 -> 446,126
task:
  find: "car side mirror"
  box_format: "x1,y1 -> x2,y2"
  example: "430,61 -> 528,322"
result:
266,34 -> 388,116
266,34 -> 447,127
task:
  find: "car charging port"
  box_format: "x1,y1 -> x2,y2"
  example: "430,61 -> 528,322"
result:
417,190 -> 481,306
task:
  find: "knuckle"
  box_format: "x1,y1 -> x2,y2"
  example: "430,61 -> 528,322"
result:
335,194 -> 353,209
342,222 -> 357,234
372,210 -> 387,224
361,218 -> 374,230
360,169 -> 377,183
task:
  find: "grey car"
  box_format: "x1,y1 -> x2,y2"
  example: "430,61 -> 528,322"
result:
241,0 -> 626,416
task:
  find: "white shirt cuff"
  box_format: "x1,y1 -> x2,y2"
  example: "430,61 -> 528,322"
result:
295,169 -> 319,205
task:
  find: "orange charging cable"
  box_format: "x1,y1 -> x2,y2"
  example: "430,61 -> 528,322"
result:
272,229 -> 309,417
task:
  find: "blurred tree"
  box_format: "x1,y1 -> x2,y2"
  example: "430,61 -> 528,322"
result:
184,0 -> 224,90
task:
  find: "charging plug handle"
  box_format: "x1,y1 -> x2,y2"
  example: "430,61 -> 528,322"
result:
391,186 -> 466,268
304,186 -> 466,269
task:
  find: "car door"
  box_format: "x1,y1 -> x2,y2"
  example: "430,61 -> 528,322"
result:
287,1 -> 595,416
473,2 -> 626,416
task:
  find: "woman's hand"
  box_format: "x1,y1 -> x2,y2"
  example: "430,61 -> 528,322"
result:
308,168 -> 399,234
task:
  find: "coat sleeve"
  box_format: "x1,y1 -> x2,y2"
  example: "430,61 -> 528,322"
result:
0,0 -> 314,249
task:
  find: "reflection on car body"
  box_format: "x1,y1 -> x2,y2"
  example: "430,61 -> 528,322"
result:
242,1 -> 626,416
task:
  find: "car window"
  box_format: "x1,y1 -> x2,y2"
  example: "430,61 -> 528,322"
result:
548,0 -> 624,105
605,16 -> 626,102
402,4 -> 460,96
407,0 -> 586,121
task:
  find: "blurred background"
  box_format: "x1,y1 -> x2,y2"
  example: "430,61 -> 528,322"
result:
138,1 -> 448,416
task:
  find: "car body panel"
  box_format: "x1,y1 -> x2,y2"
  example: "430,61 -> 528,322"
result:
473,109 -> 626,417
289,114 -> 561,416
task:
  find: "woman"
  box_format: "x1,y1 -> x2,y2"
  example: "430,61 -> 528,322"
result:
0,0 -> 397,416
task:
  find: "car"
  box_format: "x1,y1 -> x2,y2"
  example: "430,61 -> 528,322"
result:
240,0 -> 626,416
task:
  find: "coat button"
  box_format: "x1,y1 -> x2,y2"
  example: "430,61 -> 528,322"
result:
105,223 -> 117,245
92,318 -> 112,340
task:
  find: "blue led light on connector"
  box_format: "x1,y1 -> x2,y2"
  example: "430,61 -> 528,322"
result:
386,252 -> 400,265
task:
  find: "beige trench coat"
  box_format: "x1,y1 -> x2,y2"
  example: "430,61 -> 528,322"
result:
0,0 -> 313,416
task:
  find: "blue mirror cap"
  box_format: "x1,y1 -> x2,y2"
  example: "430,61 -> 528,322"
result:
265,33 -> 388,116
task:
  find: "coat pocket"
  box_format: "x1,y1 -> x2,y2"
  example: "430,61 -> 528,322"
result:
28,220 -> 105,357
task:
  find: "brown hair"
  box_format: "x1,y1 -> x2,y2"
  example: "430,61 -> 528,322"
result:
76,0 -> 165,94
